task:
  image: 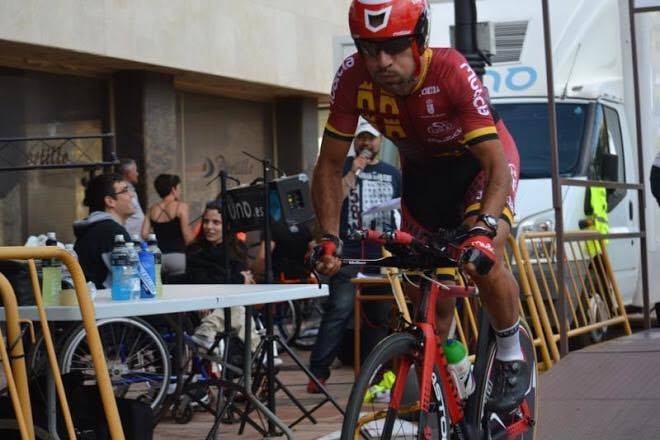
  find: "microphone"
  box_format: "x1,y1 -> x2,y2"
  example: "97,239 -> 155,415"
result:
354,149 -> 373,178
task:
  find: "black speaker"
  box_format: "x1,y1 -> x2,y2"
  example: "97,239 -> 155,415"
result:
224,173 -> 314,232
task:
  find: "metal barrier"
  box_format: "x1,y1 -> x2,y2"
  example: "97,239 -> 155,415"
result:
0,274 -> 32,439
505,236 -> 555,370
452,236 -> 554,370
518,231 -> 632,359
0,246 -> 125,440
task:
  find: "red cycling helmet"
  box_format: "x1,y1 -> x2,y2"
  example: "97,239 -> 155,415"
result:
349,0 -> 430,52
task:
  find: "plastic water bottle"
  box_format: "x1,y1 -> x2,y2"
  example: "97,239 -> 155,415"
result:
137,242 -> 157,299
111,235 -> 131,301
443,339 -> 475,400
42,232 -> 62,305
125,242 -> 141,300
61,244 -> 78,289
130,234 -> 142,248
147,234 -> 163,297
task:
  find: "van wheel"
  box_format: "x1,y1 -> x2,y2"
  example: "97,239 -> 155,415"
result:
571,293 -> 610,350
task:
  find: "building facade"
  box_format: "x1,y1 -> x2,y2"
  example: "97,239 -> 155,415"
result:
0,0 -> 351,244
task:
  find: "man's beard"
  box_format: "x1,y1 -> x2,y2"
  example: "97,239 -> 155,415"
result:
376,76 -> 416,96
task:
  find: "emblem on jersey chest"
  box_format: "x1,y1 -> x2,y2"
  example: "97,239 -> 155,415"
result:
425,99 -> 435,115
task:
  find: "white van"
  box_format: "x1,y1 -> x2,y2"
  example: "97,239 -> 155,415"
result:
429,0 -> 660,308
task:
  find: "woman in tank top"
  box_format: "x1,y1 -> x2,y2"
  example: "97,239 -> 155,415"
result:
141,174 -> 194,276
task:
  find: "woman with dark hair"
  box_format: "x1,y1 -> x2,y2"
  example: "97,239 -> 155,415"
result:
142,174 -> 193,276
186,200 -> 260,350
185,200 -> 252,284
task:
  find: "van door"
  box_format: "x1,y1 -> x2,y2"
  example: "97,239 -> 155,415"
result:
587,104 -> 640,304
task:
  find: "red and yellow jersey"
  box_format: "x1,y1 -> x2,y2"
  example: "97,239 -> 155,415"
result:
326,47 -> 499,163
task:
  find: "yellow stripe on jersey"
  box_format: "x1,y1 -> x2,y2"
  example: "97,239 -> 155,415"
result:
464,203 -> 514,225
461,126 -> 498,144
435,267 -> 458,278
325,123 -> 355,139
410,49 -> 433,94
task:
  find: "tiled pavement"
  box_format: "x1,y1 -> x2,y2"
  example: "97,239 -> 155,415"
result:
154,352 -> 351,440
4,328 -> 660,439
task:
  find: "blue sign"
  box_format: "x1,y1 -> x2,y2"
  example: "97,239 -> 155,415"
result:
485,66 -> 538,93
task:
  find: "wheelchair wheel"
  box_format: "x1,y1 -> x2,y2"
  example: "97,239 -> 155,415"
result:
59,316 -> 171,412
273,300 -> 300,345
292,297 -> 322,350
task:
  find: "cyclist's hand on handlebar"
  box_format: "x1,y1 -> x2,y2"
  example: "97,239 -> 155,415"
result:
308,234 -> 343,277
458,227 -> 496,276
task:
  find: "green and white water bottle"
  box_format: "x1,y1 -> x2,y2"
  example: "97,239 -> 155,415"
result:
42,232 -> 62,305
443,339 -> 475,400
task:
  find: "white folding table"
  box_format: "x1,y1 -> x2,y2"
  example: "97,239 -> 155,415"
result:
0,283 -> 328,439
0,283 -> 328,321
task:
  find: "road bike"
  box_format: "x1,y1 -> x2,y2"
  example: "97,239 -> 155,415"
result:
338,228 -> 537,439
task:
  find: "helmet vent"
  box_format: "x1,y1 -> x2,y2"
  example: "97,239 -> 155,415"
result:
364,6 -> 392,32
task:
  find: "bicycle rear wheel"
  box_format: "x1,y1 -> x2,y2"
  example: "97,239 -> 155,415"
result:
341,332 -> 452,440
466,319 -> 538,439
59,317 -> 171,412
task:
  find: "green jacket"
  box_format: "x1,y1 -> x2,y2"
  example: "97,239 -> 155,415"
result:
584,186 -> 608,256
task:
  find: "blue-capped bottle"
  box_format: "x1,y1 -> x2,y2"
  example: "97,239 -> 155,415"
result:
125,242 -> 141,300
137,241 -> 157,299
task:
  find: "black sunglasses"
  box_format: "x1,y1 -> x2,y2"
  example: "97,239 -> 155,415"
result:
356,36 -> 415,57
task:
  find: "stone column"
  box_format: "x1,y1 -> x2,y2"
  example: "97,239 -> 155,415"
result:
274,97 -> 319,178
113,71 -> 178,208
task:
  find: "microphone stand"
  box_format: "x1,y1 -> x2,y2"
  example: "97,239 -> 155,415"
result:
238,153 -> 343,437
206,170 -> 294,439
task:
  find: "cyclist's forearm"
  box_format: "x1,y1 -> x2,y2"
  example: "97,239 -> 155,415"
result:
480,161 -> 510,218
471,139 -> 511,218
312,160 -> 344,236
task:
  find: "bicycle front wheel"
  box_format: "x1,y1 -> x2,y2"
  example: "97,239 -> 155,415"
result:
466,320 -> 538,439
341,332 -> 452,440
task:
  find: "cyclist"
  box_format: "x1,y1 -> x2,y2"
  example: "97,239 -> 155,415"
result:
311,0 -> 530,413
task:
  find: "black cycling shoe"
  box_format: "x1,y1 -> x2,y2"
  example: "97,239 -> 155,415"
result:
485,358 -> 532,414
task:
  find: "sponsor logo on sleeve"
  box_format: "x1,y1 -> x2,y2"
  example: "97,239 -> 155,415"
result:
330,56 -> 356,105
459,62 -> 490,116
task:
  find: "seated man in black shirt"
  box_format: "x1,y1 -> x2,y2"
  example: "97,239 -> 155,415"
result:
73,173 -> 135,289
651,151 -> 660,207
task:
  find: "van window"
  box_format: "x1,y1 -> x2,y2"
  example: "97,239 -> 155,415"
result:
590,105 -> 626,209
494,103 -> 589,178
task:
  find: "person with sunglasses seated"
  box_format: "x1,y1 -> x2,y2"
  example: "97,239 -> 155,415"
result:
311,0 -> 528,414
73,173 -> 135,289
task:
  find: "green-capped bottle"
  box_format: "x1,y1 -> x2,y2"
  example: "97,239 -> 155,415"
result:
443,339 -> 475,400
